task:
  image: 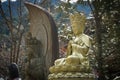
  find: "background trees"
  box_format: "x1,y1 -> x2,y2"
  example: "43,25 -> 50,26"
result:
0,0 -> 28,77
0,0 -> 28,63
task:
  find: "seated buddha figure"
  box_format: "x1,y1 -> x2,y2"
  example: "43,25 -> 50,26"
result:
49,12 -> 92,73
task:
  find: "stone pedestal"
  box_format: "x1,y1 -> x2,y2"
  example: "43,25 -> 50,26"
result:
48,72 -> 94,80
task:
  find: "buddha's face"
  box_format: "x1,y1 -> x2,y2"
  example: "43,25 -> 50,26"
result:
71,21 -> 85,35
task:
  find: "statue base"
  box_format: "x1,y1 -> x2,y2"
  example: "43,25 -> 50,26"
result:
48,78 -> 94,80
48,72 -> 94,80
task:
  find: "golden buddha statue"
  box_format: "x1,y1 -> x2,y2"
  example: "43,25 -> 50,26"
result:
49,12 -> 92,74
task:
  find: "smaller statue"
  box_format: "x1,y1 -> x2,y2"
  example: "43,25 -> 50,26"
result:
25,32 -> 42,63
49,12 -> 92,74
25,32 -> 44,80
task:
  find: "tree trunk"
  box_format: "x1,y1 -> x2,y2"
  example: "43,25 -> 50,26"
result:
94,12 -> 105,80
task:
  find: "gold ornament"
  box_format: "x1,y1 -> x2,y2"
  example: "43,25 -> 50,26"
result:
70,12 -> 86,24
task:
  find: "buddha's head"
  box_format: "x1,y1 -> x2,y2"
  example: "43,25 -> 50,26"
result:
70,12 -> 86,35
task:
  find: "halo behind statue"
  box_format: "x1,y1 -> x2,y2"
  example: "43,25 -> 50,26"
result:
25,2 -> 59,76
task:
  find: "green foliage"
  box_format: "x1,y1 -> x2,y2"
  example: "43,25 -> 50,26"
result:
89,0 -> 120,79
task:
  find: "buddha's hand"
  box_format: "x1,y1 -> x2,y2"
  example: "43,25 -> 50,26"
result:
71,41 -> 89,56
67,40 -> 73,56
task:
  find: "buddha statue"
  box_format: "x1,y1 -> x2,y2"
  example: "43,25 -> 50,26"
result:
49,12 -> 93,79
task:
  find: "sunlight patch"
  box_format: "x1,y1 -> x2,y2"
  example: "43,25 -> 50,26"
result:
60,0 -> 78,3
1,0 -> 16,2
